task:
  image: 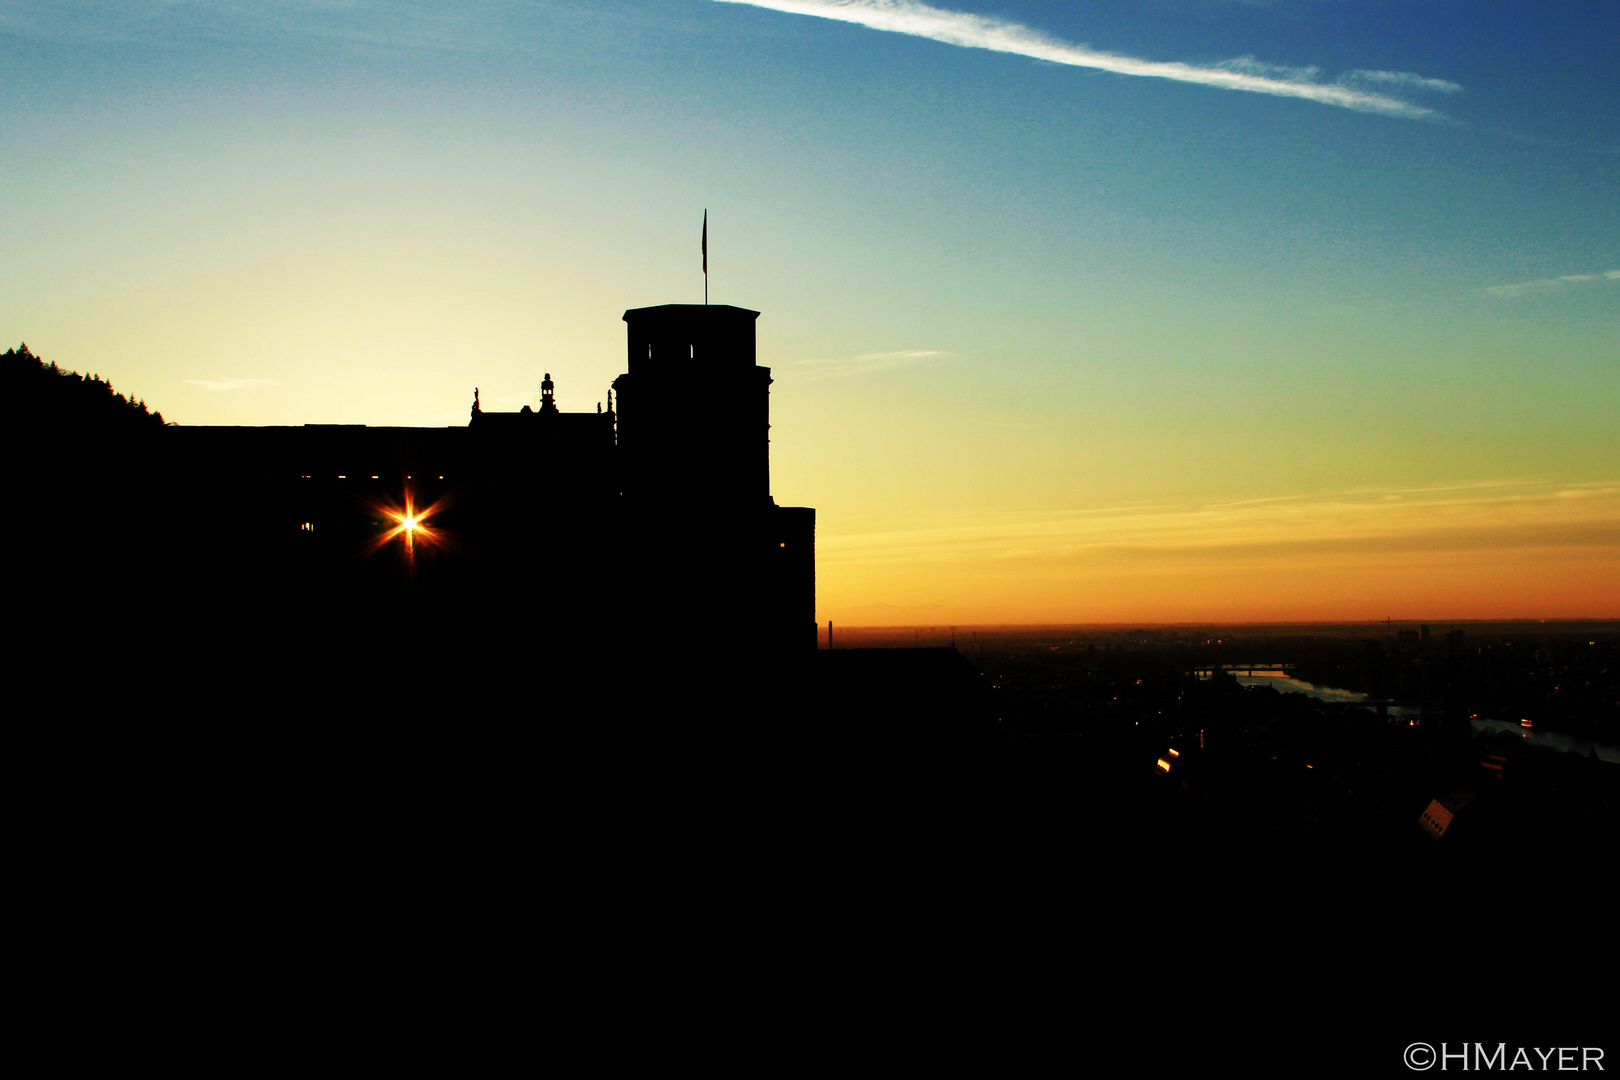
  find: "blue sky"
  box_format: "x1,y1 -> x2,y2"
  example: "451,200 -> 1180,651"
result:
4,1 -> 1616,620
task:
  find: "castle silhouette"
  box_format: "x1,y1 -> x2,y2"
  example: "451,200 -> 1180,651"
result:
160,303 -> 817,655
12,301 -> 989,728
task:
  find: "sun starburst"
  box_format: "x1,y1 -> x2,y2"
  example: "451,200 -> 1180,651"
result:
363,489 -> 450,559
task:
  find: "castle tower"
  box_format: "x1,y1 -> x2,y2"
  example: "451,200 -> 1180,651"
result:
613,305 -> 771,508
612,303 -> 815,652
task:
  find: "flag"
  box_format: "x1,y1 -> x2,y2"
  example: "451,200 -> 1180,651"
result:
702,210 -> 707,275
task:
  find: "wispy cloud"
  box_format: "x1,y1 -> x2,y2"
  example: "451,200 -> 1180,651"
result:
182,377 -> 278,392
791,348 -> 950,377
832,348 -> 949,363
1483,269 -> 1620,299
0,2 -> 497,51
1338,68 -> 1463,96
715,0 -> 1458,121
822,480 -> 1620,568
818,479 -> 1620,621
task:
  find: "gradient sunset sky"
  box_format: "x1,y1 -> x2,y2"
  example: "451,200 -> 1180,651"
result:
4,1 -> 1616,624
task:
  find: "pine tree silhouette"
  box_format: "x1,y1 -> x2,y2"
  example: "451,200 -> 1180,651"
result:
4,344 -> 166,429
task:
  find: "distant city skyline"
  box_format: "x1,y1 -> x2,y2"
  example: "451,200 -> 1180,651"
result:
4,1 -> 1615,623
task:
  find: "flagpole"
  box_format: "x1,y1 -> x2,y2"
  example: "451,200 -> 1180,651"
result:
702,209 -> 708,305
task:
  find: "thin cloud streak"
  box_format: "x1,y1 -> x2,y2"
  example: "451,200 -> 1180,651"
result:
1483,269 -> 1620,298
0,2 -> 500,52
820,481 -> 1620,568
715,0 -> 1458,121
798,348 -> 948,364
182,377 -> 278,392
854,349 -> 948,361
1339,68 -> 1463,95
790,348 -> 950,377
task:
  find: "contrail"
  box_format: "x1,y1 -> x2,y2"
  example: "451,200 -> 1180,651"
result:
715,0 -> 1457,121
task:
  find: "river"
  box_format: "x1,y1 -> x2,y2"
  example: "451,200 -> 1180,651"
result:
1212,671 -> 1620,764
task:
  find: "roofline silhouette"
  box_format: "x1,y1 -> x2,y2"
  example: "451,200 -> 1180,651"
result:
623,304 -> 760,321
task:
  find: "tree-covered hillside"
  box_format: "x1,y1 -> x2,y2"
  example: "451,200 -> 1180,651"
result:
3,343 -> 167,431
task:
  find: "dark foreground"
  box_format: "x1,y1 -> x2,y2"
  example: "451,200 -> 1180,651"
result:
22,615 -> 1614,1071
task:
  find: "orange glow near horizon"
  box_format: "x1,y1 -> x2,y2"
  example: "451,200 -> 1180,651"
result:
815,479 -> 1620,625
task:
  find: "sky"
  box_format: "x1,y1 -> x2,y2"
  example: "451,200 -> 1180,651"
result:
3,0 -> 1617,624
